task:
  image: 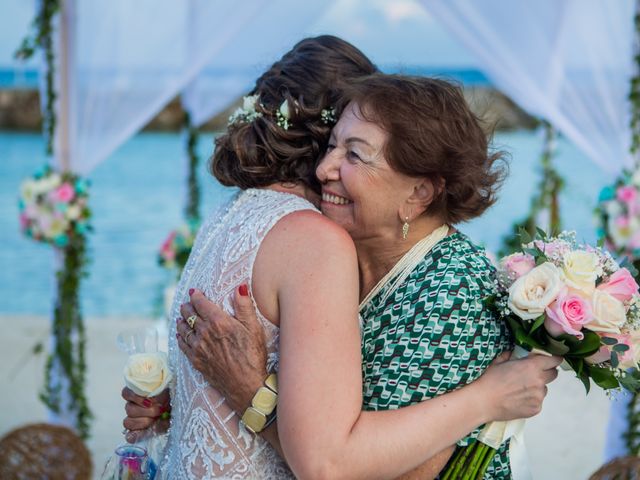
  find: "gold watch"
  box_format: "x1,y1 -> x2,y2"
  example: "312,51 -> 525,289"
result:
241,373 -> 278,434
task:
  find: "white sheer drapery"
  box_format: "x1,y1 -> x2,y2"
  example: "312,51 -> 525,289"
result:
51,0 -> 274,175
421,0 -> 635,173
180,1 -> 328,128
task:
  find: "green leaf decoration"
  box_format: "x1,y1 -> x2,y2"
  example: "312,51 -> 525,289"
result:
519,227 -> 532,246
601,337 -> 619,346
611,351 -> 620,368
546,336 -> 570,355
578,371 -> 591,394
568,330 -> 602,356
535,227 -> 548,241
590,366 -> 621,390
530,314 -> 546,333
613,344 -> 631,353
619,374 -> 640,393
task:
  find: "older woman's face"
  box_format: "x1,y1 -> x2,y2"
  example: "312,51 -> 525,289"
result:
316,102 -> 418,241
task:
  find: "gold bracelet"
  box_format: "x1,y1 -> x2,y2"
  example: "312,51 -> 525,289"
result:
241,373 -> 278,434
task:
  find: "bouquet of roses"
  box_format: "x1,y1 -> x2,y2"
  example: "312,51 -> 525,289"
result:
18,165 -> 91,247
442,229 -> 640,480
595,169 -> 640,267
157,220 -> 199,272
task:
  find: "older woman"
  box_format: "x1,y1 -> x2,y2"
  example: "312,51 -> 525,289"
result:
125,73 -> 560,479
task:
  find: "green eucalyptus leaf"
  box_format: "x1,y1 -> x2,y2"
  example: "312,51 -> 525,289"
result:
611,351 -> 619,368
601,337 -> 619,346
613,344 -> 631,353
535,227 -> 548,241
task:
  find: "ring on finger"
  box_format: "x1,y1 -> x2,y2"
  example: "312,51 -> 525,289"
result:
186,315 -> 198,329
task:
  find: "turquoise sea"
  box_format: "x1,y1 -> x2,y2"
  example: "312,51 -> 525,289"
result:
0,130 -> 614,317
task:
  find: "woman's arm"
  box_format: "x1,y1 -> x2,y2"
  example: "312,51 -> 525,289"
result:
252,211 -> 559,480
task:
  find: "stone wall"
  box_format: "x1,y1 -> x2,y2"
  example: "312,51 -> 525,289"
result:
0,87 -> 535,132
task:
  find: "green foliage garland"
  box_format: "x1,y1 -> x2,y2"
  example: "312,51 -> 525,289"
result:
15,0 -> 60,155
626,3 -> 640,457
183,110 -> 201,222
498,121 -> 564,257
41,235 -> 92,438
16,0 -> 92,439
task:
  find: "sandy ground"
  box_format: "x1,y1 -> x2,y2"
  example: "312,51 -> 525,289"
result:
0,315 -> 616,479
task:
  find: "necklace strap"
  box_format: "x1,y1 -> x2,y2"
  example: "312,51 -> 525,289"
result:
359,225 -> 449,312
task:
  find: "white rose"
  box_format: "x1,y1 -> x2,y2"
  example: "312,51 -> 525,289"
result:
508,262 -> 563,320
588,290 -> 626,335
243,94 -> 259,111
562,250 -> 600,294
65,204 -> 82,221
124,352 -> 172,397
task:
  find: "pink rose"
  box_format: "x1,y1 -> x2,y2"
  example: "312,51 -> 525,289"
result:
544,289 -> 593,339
501,252 -> 536,279
53,183 -> 75,203
615,216 -> 630,228
602,333 -> 639,369
160,232 -> 177,252
597,268 -> 639,302
617,186 -> 638,204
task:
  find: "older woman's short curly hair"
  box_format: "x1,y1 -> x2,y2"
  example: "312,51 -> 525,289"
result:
340,74 -> 508,224
210,36 -> 377,192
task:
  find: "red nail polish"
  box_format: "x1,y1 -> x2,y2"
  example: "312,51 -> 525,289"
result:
239,284 -> 249,296
142,399 -> 152,408
189,289 -> 194,295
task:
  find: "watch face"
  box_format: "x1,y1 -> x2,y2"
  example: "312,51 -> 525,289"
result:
265,373 -> 278,393
253,388 -> 277,415
242,407 -> 267,433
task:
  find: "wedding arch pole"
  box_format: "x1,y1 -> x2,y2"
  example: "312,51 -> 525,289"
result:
44,0 -> 92,438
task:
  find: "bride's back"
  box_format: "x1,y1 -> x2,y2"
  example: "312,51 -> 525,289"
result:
157,36 -> 376,479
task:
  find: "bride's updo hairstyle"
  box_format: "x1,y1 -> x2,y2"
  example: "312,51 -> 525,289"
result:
211,35 -> 377,191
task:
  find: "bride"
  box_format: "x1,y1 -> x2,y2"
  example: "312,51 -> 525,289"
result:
125,36 -> 560,479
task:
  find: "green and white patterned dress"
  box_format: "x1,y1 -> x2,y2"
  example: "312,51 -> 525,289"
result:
360,232 -> 513,479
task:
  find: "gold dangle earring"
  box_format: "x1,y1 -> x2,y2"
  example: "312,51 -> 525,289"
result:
402,217 -> 410,240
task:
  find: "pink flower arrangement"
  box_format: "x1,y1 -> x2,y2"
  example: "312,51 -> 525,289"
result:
496,230 -> 640,393
157,222 -> 199,272
18,166 -> 91,247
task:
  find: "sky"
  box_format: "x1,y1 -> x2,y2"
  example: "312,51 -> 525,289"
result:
0,0 -> 479,70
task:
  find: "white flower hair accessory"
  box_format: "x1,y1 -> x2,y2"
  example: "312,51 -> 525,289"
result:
321,107 -> 337,125
228,94 -> 263,125
275,99 -> 291,130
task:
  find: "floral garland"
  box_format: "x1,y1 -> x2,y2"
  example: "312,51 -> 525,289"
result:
158,220 -> 199,274
15,0 -> 60,155
16,1 -> 92,439
499,121 -> 563,256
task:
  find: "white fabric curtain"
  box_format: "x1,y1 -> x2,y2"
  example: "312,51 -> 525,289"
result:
421,0 -> 635,174
181,1 -> 329,128
52,0 -> 276,175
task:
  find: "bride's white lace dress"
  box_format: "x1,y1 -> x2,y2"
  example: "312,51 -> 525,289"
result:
157,188 -> 317,479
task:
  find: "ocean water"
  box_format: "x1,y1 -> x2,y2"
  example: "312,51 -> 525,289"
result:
0,130 -> 614,317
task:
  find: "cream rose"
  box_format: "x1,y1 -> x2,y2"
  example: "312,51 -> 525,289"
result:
562,250 -> 600,294
508,262 -> 563,320
588,290 -> 627,335
124,352 -> 172,397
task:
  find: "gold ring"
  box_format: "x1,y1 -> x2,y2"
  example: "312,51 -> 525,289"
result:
186,315 -> 198,329
184,330 -> 195,345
